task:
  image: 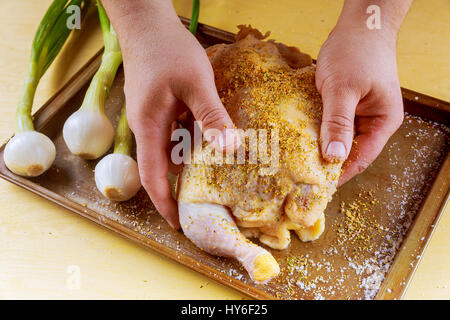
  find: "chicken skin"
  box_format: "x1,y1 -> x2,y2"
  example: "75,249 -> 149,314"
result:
177,26 -> 342,283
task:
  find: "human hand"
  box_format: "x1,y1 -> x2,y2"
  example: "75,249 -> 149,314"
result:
103,1 -> 238,228
316,17 -> 404,185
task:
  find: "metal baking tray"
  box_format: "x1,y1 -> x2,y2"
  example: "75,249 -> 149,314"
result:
0,18 -> 448,300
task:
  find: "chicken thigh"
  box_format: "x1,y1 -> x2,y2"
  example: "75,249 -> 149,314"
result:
177,26 -> 342,283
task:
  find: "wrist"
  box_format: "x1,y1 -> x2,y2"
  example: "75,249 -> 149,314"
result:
333,20 -> 398,47
101,0 -> 181,39
337,0 -> 411,43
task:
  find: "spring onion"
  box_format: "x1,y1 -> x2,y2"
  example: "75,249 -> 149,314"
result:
95,104 -> 141,201
63,0 -> 121,159
189,0 -> 200,35
4,0 -> 87,177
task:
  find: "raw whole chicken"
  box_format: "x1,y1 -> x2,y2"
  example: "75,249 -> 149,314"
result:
177,26 -> 342,284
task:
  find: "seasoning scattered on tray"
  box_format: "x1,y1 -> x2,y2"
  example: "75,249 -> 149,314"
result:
50,75 -> 448,300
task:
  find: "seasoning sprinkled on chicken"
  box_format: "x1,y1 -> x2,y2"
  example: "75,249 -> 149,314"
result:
177,26 -> 343,283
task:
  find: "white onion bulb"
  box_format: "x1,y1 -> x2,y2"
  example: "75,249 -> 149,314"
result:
63,9 -> 122,161
94,153 -> 141,201
63,110 -> 114,159
4,131 -> 56,177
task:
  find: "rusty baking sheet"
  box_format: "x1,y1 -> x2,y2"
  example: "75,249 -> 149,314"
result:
0,19 -> 449,300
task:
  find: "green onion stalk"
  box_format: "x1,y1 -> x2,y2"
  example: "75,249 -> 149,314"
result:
63,0 -> 122,159
95,103 -> 141,201
4,0 -> 88,177
189,0 -> 200,35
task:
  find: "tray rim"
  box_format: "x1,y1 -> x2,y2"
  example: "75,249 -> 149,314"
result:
0,18 -> 449,300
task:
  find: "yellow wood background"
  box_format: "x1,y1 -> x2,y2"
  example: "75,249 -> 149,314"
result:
0,0 -> 448,299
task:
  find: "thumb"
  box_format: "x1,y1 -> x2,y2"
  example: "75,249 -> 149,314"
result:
320,84 -> 359,162
180,74 -> 240,152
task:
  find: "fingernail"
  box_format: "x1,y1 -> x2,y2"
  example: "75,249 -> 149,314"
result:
325,141 -> 346,161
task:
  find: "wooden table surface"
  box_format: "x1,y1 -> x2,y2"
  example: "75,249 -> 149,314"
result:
0,0 -> 448,299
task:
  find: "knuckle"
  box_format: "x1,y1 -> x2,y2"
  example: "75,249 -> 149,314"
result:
140,175 -> 168,203
129,115 -> 158,137
125,110 -> 141,134
173,72 -> 207,102
139,173 -> 154,191
355,158 -> 372,174
126,113 -> 138,132
323,114 -> 354,133
393,108 -> 405,126
381,109 -> 404,135
392,112 -> 404,131
179,62 -> 213,85
194,105 -> 226,129
322,76 -> 360,97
